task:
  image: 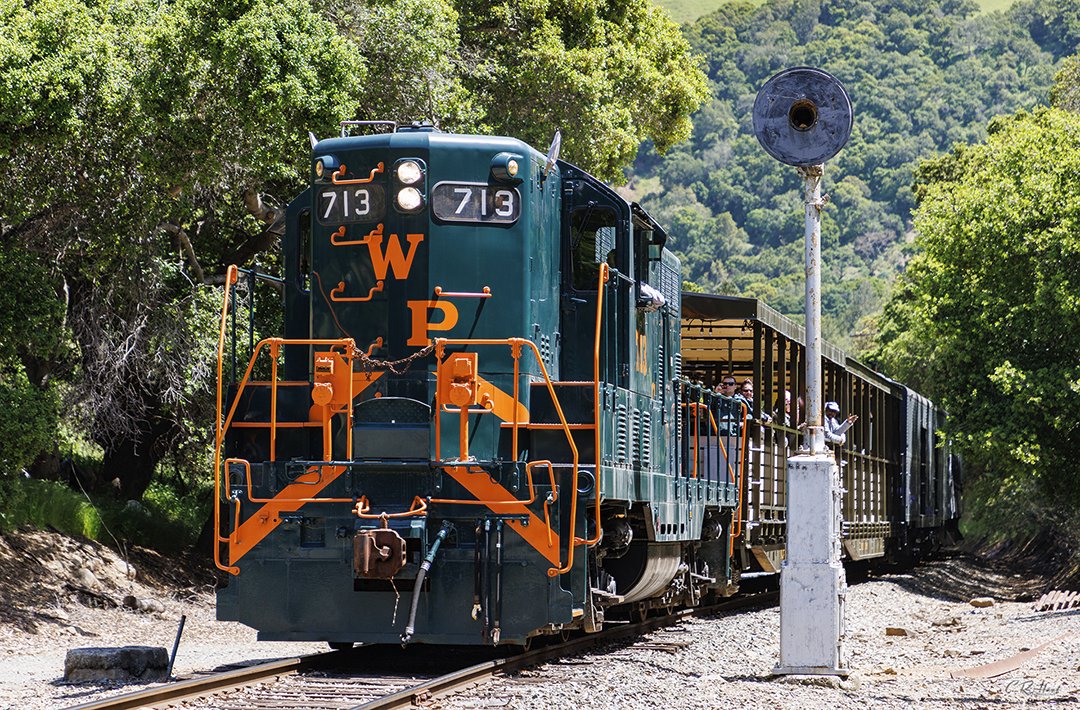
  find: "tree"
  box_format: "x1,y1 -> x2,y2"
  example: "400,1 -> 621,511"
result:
873,106 -> 1080,541
1050,53 -> 1080,110
455,0 -> 710,182
0,0 -> 363,497
315,0 -> 478,128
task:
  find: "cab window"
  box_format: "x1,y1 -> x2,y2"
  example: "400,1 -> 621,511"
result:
571,206 -> 617,291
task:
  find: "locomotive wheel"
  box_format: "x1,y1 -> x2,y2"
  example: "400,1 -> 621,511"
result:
559,629 -> 573,643
631,602 -> 648,623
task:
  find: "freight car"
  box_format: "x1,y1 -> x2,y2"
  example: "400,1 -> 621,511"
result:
213,122 -> 960,647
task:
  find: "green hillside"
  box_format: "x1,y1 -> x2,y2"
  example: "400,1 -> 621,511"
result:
633,0 -> 1078,351
658,0 -> 1018,26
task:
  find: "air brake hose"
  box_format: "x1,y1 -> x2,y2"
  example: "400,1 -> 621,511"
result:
400,521 -> 454,646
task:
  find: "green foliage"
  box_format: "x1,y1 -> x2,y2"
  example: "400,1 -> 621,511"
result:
110,477 -> 210,552
0,475 -> 206,552
138,0 -> 365,190
455,0 -> 710,182
0,245 -> 65,475
873,106 -> 1080,546
141,475 -> 212,542
654,0 -> 1023,25
0,477 -> 102,538
0,367 -> 59,475
318,0 -> 477,127
632,0 -> 1076,350
1050,54 -> 1080,109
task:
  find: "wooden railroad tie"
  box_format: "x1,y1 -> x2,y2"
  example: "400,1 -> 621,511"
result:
1032,589 -> 1080,612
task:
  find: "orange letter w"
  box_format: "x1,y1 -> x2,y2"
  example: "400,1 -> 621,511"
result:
366,233 -> 424,280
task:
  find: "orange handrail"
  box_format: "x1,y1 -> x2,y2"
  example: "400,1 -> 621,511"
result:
355,495 -> 428,519
580,263 -> 609,547
214,264 -> 241,574
218,337 -> 356,453
330,223 -> 383,247
729,400 -> 749,556
213,261 -> 361,574
683,401 -> 711,479
365,337 -> 383,357
433,337 -> 579,577
713,414 -> 737,487
680,389 -> 747,558
682,400 -> 742,487
330,279 -> 384,302
331,162 -> 384,185
429,460 -> 558,510
433,286 -> 492,298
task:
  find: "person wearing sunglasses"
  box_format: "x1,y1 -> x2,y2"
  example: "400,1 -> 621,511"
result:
739,379 -> 771,422
714,376 -> 743,436
717,377 -> 738,396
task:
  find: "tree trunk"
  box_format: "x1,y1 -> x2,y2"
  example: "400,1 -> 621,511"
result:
100,413 -> 175,500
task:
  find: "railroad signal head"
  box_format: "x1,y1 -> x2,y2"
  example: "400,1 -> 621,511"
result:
752,67 -> 853,167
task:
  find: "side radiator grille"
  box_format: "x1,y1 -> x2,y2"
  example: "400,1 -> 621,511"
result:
641,413 -> 651,468
616,403 -> 628,464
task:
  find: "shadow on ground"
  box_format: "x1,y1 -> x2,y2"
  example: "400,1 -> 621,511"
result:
882,548 -> 1049,603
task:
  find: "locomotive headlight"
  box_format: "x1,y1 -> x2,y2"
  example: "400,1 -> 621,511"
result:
314,154 -> 339,179
396,187 -> 423,211
490,152 -> 524,183
396,160 -> 423,185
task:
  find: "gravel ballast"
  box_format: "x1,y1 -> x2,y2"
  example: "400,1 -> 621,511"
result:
445,557 -> 1079,709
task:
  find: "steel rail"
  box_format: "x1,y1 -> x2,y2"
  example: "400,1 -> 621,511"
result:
354,591 -> 779,710
63,592 -> 778,710
65,652 -> 340,710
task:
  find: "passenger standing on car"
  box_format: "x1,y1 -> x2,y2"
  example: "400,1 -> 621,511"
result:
772,390 -> 792,425
773,390 -> 794,449
824,401 -> 857,446
715,376 -> 745,436
741,379 -> 771,422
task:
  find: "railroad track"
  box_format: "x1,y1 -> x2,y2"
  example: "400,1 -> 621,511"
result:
67,592 -> 777,710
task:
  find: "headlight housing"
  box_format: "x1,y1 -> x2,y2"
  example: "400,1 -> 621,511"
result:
490,152 -> 525,183
314,154 -> 339,179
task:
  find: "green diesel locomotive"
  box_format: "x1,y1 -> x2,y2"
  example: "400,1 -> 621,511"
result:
213,122 -> 958,647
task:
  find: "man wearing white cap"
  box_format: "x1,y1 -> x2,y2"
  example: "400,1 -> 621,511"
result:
823,401 -> 857,446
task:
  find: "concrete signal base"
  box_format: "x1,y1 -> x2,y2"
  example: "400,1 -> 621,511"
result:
773,452 -> 849,677
64,646 -> 169,683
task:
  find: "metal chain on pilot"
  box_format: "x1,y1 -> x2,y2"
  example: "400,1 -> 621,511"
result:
353,341 -> 435,375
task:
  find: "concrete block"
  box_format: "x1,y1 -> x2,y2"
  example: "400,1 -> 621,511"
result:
64,646 -> 169,683
776,453 -> 848,676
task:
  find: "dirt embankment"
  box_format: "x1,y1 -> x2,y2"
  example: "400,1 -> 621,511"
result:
0,529 -> 323,709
